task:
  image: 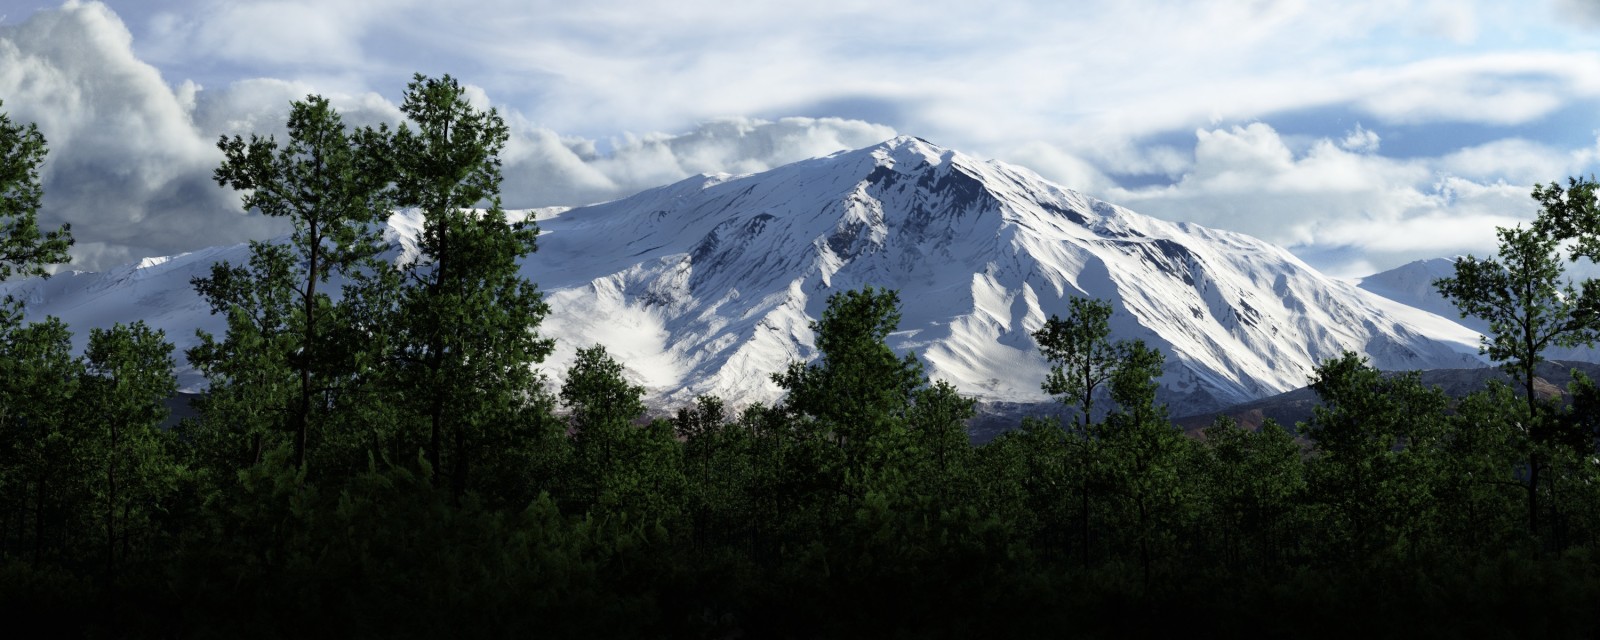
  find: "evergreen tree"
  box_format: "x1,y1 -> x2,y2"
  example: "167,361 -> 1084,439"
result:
183,244 -> 298,477
79,322 -> 177,582
0,318 -> 85,564
1197,416 -> 1305,576
561,344 -> 647,507
1301,352 -> 1448,564
1096,339 -> 1192,588
195,94 -> 391,476
0,99 -> 72,288
1436,382 -> 1527,555
773,286 -> 924,456
905,379 -> 977,502
385,73 -> 553,498
1030,296 -> 1181,571
1435,219 -> 1600,538
1032,296 -> 1120,428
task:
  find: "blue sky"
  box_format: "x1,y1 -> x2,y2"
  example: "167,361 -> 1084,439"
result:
2,0 -> 1599,276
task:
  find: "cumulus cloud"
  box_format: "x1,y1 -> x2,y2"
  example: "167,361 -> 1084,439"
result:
1339,124 -> 1381,154
5,0 -> 1600,280
497,117 -> 898,208
0,2 -> 283,271
188,77 -> 405,140
0,3 -> 898,271
140,0 -> 412,77
1104,122 -> 1589,277
98,0 -> 1600,161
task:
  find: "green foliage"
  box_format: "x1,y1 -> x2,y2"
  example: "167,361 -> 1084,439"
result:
80,322 -> 178,577
10,80 -> 1600,636
384,73 -> 554,498
1032,296 -> 1120,426
183,242 -> 298,485
1095,340 -> 1196,586
0,99 -> 72,285
1197,417 -> 1306,575
1435,222 -> 1599,410
1530,176 -> 1600,261
196,94 -> 392,478
1436,183 -> 1600,541
560,344 -> 650,509
774,286 -> 923,447
1302,352 -> 1450,564
0,318 -> 86,565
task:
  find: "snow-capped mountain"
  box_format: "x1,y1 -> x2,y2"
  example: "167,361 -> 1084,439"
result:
1356,258 -> 1468,325
1358,257 -> 1600,364
2,136 -> 1486,415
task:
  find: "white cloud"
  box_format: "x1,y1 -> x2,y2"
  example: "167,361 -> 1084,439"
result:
1437,138 -> 1586,184
5,0 -> 1600,280
189,77 -> 405,139
106,0 -> 1600,152
140,0 -> 409,71
998,142 -> 1118,196
0,3 -> 898,271
0,2 -> 283,270
497,116 -> 899,208
1555,0 -> 1600,27
1106,123 -> 1573,277
1339,124 -> 1381,153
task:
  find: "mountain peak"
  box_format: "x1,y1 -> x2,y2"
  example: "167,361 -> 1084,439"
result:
1,138 -> 1489,415
861,135 -> 953,168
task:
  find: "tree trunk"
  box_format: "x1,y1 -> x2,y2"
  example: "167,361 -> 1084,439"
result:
1526,366 -> 1541,541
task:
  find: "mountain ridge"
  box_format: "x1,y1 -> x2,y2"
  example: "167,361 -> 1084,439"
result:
2,136 -> 1487,415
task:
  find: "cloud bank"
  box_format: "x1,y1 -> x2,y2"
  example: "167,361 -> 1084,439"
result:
3,1 -> 1600,278
1105,123 -> 1598,277
0,3 -> 896,271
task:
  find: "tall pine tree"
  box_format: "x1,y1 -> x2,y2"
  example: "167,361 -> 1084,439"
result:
385,74 -> 553,498
194,94 -> 391,477
1436,216 -> 1600,539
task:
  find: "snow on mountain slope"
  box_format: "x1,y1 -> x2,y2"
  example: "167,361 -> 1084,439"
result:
1357,258 -> 1467,325
1358,257 -> 1600,364
0,246 -> 243,388
1,136 -> 1486,414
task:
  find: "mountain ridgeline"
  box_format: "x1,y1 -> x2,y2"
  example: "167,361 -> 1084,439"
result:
3,136 -> 1484,415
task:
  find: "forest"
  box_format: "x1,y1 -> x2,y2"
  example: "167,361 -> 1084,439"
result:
3,76 -> 1600,638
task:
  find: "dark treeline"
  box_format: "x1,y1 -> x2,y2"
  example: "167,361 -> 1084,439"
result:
3,82 -> 1600,638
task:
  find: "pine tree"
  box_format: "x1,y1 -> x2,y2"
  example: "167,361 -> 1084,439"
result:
1032,296 -> 1120,428
79,322 -> 177,582
1435,218 -> 1600,538
772,286 -> 924,462
1198,416 -> 1305,575
0,99 -> 72,288
183,244 -> 298,476
0,318 -> 85,564
0,102 -> 77,565
1301,352 -> 1448,564
386,73 -> 553,497
201,94 -> 392,474
1096,339 -> 1191,588
561,344 -> 647,506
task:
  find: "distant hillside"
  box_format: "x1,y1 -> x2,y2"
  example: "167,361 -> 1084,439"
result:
1173,360 -> 1600,434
